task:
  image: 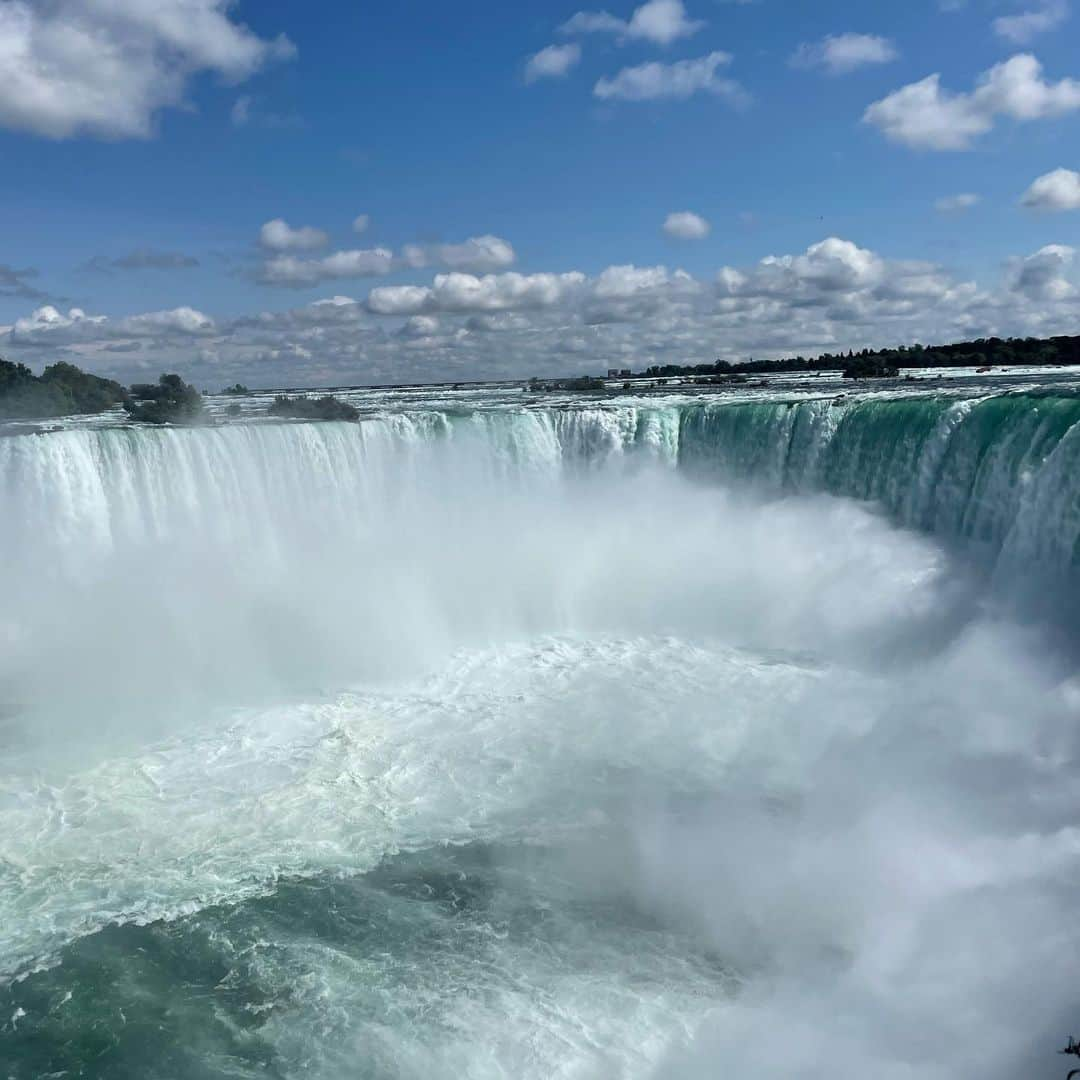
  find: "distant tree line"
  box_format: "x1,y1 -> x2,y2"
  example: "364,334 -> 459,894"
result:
633,334 -> 1080,380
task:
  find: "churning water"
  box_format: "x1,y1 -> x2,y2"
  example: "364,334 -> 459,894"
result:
2,377 -> 1080,1078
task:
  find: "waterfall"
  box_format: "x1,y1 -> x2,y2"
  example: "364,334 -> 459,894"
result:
678,391 -> 1080,572
4,391 -> 1077,579
4,390 -> 1080,1080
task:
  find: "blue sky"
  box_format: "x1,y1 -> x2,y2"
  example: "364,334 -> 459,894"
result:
1,0 -> 1078,386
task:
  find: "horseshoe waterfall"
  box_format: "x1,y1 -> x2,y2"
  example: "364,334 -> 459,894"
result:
2,380 -> 1080,1079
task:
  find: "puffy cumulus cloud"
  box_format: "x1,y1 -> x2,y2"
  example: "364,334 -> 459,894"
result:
6,239 -> 1078,390
561,0 -> 704,46
865,74 -> 993,150
595,51 -> 748,105
994,0 -> 1070,43
369,271 -> 586,315
118,306 -> 216,336
1021,167 -> 1080,210
586,264 -> 700,324
432,270 -> 585,312
524,43 -> 581,83
865,54 -> 1080,150
664,211 -> 711,239
791,33 -> 898,75
352,214 -> 370,235
402,235 -> 516,274
623,0 -> 704,45
259,219 -> 330,253
256,233 -> 515,287
7,304 -> 214,352
0,0 -> 294,140
400,314 -> 441,338
257,248 -> 396,287
593,264 -> 692,298
722,238 -> 886,298
1011,244 -> 1076,300
935,193 -> 981,213
365,285 -> 432,316
10,305 -> 106,341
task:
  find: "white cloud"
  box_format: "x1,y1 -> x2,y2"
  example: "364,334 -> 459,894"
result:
0,0 -> 294,139
9,304 -> 214,346
1021,167 -> 1080,210
594,264 -> 684,297
401,235 -> 517,274
11,305 -> 105,339
595,51 -> 748,105
1011,244 -> 1076,299
439,235 -> 516,272
561,0 -> 704,46
255,231 -> 515,287
584,264 -> 700,325
791,33 -> 898,75
258,248 -> 396,287
664,211 -> 711,239
864,73 -> 992,150
8,238 -> 1078,388
119,307 -> 216,336
259,219 -> 330,253
525,43 -> 581,83
365,285 -> 432,316
560,11 -> 627,35
935,193 -> 981,213
401,315 -> 440,338
352,214 -> 370,234
994,0 -> 1070,43
727,237 -> 887,296
864,54 -> 1080,150
625,0 -> 704,45
368,271 -> 585,315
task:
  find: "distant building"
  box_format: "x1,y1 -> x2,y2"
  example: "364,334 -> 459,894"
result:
607,369 -> 619,378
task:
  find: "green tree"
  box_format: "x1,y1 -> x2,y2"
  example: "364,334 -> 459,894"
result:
124,373 -> 206,424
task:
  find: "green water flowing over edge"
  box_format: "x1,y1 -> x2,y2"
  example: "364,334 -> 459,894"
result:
677,391 -> 1080,571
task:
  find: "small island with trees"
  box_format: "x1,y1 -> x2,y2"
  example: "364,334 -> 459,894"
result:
0,360 -> 361,426
0,359 -> 127,420
267,395 -> 360,421
124,373 -> 207,424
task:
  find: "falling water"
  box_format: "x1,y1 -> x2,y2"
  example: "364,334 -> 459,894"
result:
2,384 -> 1079,1079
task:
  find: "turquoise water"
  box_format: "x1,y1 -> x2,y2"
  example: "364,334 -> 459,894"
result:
2,381 -> 1080,1078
